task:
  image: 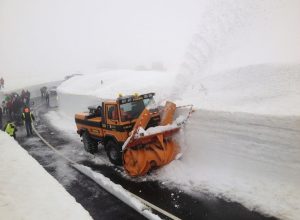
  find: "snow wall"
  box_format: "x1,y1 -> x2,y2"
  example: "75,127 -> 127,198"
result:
0,131 -> 92,220
176,64 -> 300,116
0,80 -> 61,99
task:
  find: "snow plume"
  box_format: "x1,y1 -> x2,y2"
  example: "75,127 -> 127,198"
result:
177,0 -> 262,87
179,0 -> 300,80
173,0 -> 300,115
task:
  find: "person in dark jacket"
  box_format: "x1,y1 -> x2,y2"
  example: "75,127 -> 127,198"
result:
45,91 -> 50,106
0,107 -> 2,129
25,90 -> 30,106
0,77 -> 4,89
21,107 -> 35,137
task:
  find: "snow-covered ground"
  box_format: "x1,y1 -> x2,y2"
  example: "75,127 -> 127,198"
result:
56,65 -> 300,116
0,80 -> 61,99
73,165 -> 161,220
55,70 -> 177,117
0,73 -> 64,92
43,67 -> 300,220
176,64 -> 300,116
0,131 -> 92,220
158,110 -> 300,220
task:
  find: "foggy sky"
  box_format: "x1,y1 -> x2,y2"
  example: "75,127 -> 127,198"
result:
0,0 -> 204,78
1,0 -> 299,90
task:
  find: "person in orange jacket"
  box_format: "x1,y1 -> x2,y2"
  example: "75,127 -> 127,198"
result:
21,107 -> 35,137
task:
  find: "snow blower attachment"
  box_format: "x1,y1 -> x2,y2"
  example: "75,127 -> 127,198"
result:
75,93 -> 193,177
122,101 -> 181,176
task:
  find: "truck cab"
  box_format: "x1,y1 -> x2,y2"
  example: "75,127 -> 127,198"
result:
75,93 -> 160,164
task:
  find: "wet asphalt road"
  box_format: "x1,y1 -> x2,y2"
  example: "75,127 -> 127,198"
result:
17,122 -> 147,219
12,97 -> 278,220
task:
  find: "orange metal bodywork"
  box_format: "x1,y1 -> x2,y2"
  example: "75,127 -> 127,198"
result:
75,113 -> 105,138
75,96 -> 181,177
122,101 -> 180,176
75,100 -> 131,144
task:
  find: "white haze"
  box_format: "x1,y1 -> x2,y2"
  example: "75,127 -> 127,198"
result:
0,0 -> 204,90
178,0 -> 300,80
1,0 -> 299,90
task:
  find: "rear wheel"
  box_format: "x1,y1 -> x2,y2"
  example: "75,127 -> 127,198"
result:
106,140 -> 122,165
82,131 -> 98,154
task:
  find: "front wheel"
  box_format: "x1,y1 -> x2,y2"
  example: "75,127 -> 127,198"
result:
106,140 -> 122,165
82,131 -> 98,154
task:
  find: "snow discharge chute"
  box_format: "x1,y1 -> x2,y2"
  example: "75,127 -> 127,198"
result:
123,101 -> 186,176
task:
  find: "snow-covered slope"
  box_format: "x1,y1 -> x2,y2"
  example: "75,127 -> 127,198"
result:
57,66 -> 300,116
176,64 -> 300,116
155,110 -> 300,220
0,131 -> 92,220
58,70 -> 176,102
56,70 -> 177,116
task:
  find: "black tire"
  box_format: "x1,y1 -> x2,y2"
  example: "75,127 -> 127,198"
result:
82,131 -> 98,154
105,140 -> 122,165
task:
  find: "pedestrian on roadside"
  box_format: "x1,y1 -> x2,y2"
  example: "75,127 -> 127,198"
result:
45,91 -> 50,106
25,90 -> 30,106
4,121 -> 17,139
21,106 -> 35,137
7,99 -> 12,120
2,100 -> 6,115
0,77 -> 4,89
0,106 -> 3,129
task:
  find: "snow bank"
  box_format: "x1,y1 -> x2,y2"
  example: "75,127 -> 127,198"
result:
57,92 -> 100,118
0,81 -> 61,100
177,64 -> 300,116
58,70 -> 176,102
0,131 -> 92,220
0,73 -> 64,92
74,164 -> 161,220
57,65 -> 300,117
153,110 -> 300,220
56,70 -> 176,116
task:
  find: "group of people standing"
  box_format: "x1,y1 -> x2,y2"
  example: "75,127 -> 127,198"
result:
1,90 -> 31,121
1,90 -> 35,139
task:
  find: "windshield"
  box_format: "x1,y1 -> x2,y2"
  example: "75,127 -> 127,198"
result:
120,98 -> 154,121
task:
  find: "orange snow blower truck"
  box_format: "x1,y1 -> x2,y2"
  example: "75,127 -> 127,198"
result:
75,93 -> 192,176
